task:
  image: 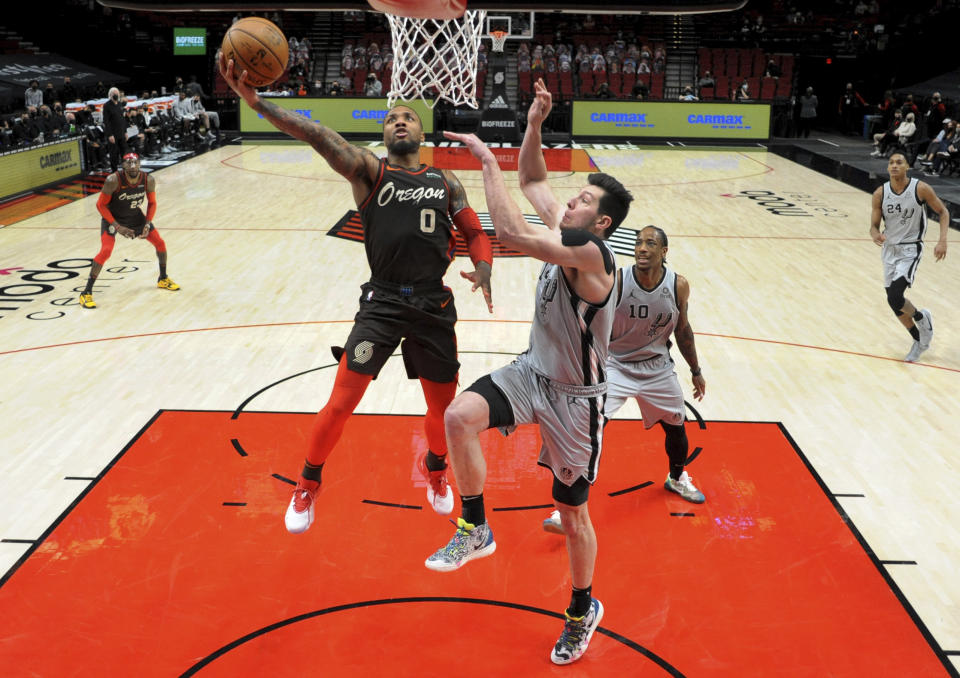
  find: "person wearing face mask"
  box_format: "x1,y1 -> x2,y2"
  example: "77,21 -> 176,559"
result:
25,80 -> 43,108
102,87 -> 127,172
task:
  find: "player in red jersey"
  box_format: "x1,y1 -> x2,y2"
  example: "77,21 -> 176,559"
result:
79,152 -> 179,308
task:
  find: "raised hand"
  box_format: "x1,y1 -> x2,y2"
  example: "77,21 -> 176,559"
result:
527,78 -> 553,127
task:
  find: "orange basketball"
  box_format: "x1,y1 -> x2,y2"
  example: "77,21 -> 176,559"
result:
221,17 -> 289,88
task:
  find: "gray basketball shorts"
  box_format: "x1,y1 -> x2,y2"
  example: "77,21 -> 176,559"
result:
606,355 -> 685,429
881,241 -> 922,288
489,355 -> 607,486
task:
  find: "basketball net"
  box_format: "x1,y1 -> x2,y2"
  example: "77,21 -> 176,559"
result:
385,9 -> 487,109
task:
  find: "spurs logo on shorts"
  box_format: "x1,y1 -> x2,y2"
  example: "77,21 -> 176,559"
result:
353,341 -> 374,364
559,466 -> 574,481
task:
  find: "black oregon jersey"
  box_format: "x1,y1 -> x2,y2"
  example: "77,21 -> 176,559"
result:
103,171 -> 148,228
358,159 -> 455,284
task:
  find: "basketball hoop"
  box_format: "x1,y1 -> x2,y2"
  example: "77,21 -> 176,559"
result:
489,30 -> 508,52
384,9 -> 487,109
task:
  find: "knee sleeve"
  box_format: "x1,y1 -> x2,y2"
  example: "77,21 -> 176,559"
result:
146,228 -> 166,253
886,278 -> 908,315
93,232 -> 115,265
661,421 -> 689,463
552,475 -> 591,507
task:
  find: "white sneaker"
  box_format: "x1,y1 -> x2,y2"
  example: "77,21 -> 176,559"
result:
542,509 -> 563,534
905,340 -> 926,362
284,480 -> 318,533
664,471 -> 706,503
870,150 -> 882,157
425,517 -> 496,572
418,453 -> 454,515
917,308 -> 933,350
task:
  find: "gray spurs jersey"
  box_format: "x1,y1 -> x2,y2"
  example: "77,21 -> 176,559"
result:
608,265 -> 678,363
524,242 -> 617,387
882,178 -> 927,245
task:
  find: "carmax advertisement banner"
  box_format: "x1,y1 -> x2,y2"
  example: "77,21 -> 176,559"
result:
0,137 -> 83,200
572,101 -> 770,140
240,98 -> 435,135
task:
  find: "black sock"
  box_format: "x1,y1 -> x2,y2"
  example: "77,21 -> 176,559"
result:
913,310 -> 923,322
424,450 -> 447,472
909,326 -> 920,341
460,494 -> 485,526
567,585 -> 592,618
301,460 -> 324,483
83,279 -> 94,295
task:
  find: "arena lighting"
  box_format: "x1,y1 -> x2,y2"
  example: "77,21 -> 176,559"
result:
96,0 -> 747,13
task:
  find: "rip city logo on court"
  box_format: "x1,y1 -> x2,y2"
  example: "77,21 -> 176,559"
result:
723,190 -> 849,218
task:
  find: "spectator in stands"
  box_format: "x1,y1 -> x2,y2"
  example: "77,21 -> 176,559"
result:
103,87 -> 127,172
363,72 -> 382,98
594,81 -> 613,100
900,94 -> 919,120
82,120 -> 108,170
736,78 -> 752,102
51,103 -> 67,135
918,119 -> 956,169
15,110 -> 42,145
679,85 -> 698,102
877,90 -> 897,128
185,75 -> 209,101
763,59 -> 780,78
798,86 -> 818,138
174,76 -> 186,94
329,80 -> 343,96
63,112 -> 79,138
43,83 -> 57,107
838,82 -> 867,135
925,127 -> 960,177
124,106 -> 147,156
60,76 -> 78,104
25,80 -> 43,108
923,92 -> 946,139
698,70 -> 715,89
189,94 -> 218,141
93,81 -> 108,99
871,110 -> 902,156
172,90 -> 197,136
631,79 -> 648,100
638,58 -> 651,74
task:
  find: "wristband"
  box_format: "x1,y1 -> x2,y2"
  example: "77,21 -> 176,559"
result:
691,367 -> 702,377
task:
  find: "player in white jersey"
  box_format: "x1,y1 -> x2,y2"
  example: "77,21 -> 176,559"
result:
870,150 -> 949,362
425,78 -> 633,666
542,225 -> 707,533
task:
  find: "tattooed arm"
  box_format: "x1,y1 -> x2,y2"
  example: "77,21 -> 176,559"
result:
219,51 -> 379,204
674,274 -> 705,401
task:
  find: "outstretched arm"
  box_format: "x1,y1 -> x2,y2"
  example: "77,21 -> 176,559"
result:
673,275 -> 704,401
518,78 -> 564,229
218,51 -> 378,198
445,132 -> 606,273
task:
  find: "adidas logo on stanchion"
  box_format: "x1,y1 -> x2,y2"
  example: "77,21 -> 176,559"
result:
488,95 -> 509,109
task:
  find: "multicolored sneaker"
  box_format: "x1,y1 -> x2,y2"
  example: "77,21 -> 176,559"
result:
79,293 -> 96,309
157,277 -> 180,291
424,517 -> 496,572
284,479 -> 319,534
542,509 -> 563,534
664,471 -> 706,503
550,598 -> 604,665
418,452 -> 454,515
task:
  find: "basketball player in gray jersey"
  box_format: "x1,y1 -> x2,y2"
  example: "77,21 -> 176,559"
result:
543,225 -> 707,533
870,150 -> 948,362
425,79 -> 633,666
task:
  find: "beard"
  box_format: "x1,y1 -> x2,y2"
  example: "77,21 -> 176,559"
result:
387,137 -> 420,155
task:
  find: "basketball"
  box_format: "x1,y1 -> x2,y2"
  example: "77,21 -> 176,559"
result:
221,17 -> 289,88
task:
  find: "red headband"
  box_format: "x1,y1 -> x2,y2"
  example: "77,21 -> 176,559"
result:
122,153 -> 139,161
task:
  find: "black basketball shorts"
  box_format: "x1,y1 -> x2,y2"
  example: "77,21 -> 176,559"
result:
340,279 -> 460,383
101,216 -> 147,236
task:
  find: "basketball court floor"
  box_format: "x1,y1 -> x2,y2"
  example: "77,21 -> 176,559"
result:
1,139 -> 958,676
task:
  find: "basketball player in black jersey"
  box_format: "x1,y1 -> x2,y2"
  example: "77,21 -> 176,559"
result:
220,51 -> 494,534
79,152 -> 179,309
